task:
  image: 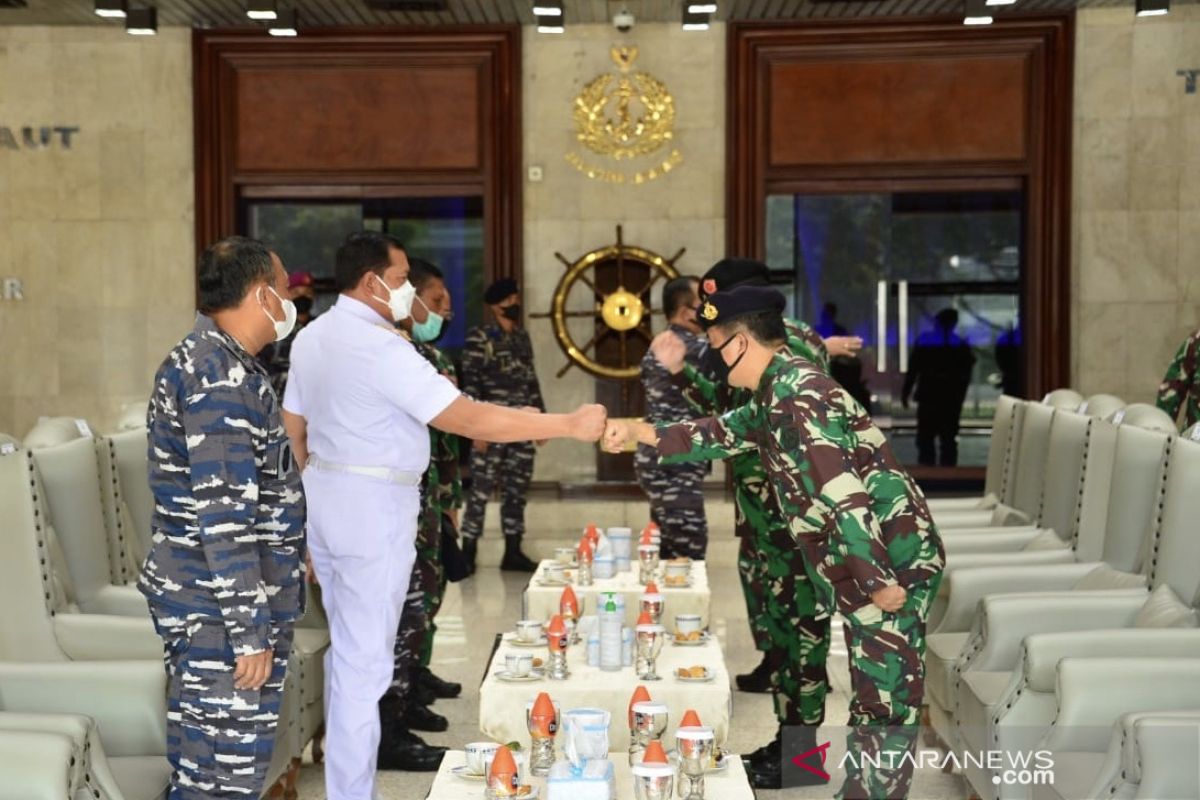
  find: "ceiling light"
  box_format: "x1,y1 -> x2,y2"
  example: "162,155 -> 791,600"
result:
682,11 -> 710,30
247,0 -> 278,20
268,8 -> 298,35
125,6 -> 157,34
1136,0 -> 1169,16
985,0 -> 1016,6
533,0 -> 563,15
687,2 -> 718,12
536,24 -> 565,33
94,0 -> 127,17
963,0 -> 993,24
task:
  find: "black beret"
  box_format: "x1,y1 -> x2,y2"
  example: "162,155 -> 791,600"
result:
698,258 -> 771,300
698,285 -> 787,330
484,277 -> 519,305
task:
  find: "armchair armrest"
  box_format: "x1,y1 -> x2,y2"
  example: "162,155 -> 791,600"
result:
1021,627 -> 1200,691
0,661 -> 167,757
973,593 -> 1147,672
0,729 -> 75,800
935,563 -> 1104,634
1129,714 -> 1200,798
54,612 -> 161,660
941,524 -> 1040,537
1045,658 -> 1200,753
83,585 -> 150,618
943,529 -> 1048,554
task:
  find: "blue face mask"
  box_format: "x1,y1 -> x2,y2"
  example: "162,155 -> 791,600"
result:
412,295 -> 446,343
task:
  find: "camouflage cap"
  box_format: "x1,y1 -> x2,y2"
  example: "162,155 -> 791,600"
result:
698,285 -> 787,330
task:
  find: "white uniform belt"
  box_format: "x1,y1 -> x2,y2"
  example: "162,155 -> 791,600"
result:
307,454 -> 421,487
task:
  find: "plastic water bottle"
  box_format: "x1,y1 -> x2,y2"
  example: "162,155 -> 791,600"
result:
621,626 -> 634,666
600,595 -> 623,672
587,634 -> 600,667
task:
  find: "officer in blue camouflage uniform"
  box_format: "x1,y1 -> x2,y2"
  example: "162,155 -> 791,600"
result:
460,277 -> 545,573
635,276 -> 710,560
140,236 -> 305,800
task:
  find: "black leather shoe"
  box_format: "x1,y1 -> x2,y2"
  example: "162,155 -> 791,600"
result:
500,550 -> 538,572
735,655 -> 772,693
462,537 -> 478,575
418,666 -> 462,699
414,682 -> 437,707
402,702 -> 449,732
742,732 -> 781,769
748,754 -> 784,790
376,729 -> 447,772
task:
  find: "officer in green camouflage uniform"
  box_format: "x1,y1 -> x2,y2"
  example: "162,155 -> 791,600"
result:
379,260 -> 468,767
612,285 -> 945,800
1156,328 -> 1200,429
652,259 -> 860,788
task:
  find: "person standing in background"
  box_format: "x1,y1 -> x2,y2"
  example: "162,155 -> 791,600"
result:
635,276 -> 710,560
901,308 -> 976,467
261,269 -> 317,398
1156,327 -> 1200,429
141,236 -> 305,800
459,278 -> 546,573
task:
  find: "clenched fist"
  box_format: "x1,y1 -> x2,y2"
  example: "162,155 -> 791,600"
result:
825,336 -> 864,359
603,419 -> 633,453
870,584 -> 907,612
570,404 -> 608,442
650,330 -> 688,374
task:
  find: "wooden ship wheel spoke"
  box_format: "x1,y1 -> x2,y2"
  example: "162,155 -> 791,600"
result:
530,225 -> 685,381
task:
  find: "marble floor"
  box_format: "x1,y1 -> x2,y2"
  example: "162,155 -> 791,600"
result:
294,561 -> 969,800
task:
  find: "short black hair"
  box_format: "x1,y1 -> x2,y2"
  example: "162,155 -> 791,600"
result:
334,231 -> 406,292
662,276 -> 698,318
408,258 -> 445,292
720,311 -> 788,347
197,236 -> 275,314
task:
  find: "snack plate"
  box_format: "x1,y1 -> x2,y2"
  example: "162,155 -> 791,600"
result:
535,577 -> 571,587
674,667 -> 715,683
666,750 -> 731,774
661,578 -> 695,589
671,632 -> 710,647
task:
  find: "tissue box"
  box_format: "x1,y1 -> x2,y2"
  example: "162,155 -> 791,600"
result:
546,759 -> 615,800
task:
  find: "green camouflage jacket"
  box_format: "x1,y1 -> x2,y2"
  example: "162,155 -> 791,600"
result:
415,342 -> 463,516
658,353 -> 945,613
671,318 -> 828,490
1156,329 -> 1200,429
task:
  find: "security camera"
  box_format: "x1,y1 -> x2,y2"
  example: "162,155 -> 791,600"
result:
613,7 -> 635,32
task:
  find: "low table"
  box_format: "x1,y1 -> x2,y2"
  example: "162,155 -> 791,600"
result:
478,628 -> 731,750
427,750 -> 754,800
522,560 -> 711,629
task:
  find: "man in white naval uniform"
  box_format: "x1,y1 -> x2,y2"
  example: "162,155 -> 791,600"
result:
283,231 -> 607,800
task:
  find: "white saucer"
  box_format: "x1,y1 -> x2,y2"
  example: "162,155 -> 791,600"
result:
505,635 -> 549,649
450,766 -> 486,781
535,578 -> 571,587
495,669 -> 544,683
674,667 -> 715,683
661,579 -> 694,589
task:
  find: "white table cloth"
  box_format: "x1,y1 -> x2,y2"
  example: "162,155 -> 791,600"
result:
478,629 -> 731,750
427,750 -> 754,800
522,560 -> 712,629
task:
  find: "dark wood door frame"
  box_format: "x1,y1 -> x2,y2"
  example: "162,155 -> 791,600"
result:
727,15 -> 1074,399
193,26 -> 521,291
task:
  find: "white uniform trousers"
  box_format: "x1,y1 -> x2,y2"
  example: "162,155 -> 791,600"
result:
303,468 -> 419,800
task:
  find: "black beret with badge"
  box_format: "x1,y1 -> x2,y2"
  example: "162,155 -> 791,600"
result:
698,258 -> 772,301
484,277 -> 519,305
697,285 -> 787,330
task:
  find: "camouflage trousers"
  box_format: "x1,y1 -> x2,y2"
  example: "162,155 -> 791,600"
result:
838,577 -> 940,800
392,507 -> 442,703
419,511 -> 448,668
150,607 -> 292,800
462,441 -> 535,540
756,520 -> 831,726
733,480 -> 774,652
634,457 -> 708,561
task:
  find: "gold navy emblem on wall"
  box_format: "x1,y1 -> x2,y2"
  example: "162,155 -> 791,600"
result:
567,46 -> 683,185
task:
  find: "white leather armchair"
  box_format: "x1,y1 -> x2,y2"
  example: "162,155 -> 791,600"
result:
1080,711 -> 1200,800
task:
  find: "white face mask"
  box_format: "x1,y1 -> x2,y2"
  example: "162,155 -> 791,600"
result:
261,286 -> 298,342
371,274 -> 416,322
